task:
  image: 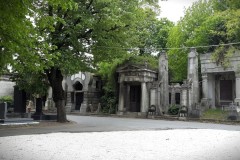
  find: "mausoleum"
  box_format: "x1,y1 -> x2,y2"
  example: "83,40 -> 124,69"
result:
200,52 -> 240,108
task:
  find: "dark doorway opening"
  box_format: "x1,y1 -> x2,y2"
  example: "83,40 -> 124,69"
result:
75,92 -> 84,110
74,81 -> 83,90
220,80 -> 233,104
74,81 -> 84,110
175,93 -> 181,105
129,85 -> 141,112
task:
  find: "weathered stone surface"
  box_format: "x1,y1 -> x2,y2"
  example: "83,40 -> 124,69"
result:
200,52 -> 240,108
0,103 -> 7,120
0,75 -> 15,97
159,51 -> 169,113
188,48 -> 199,110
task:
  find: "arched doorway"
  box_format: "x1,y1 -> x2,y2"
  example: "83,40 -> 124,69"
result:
74,81 -> 84,110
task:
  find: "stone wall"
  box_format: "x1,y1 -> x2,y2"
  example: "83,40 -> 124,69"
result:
0,75 -> 15,98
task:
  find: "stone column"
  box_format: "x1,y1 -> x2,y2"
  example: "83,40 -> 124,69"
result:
202,73 -> 208,99
118,82 -> 125,114
188,48 -> 199,109
126,84 -> 130,111
171,87 -> 175,105
80,91 -> 88,113
150,89 -> 157,106
159,51 -> 169,113
181,88 -> 187,106
65,92 -> 72,113
141,82 -> 149,113
235,72 -> 240,105
157,83 -> 162,115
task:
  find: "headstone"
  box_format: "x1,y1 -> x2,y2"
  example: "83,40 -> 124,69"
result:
0,102 -> 7,120
227,110 -> 238,120
188,109 -> 201,118
227,103 -> 239,120
14,86 -> 27,113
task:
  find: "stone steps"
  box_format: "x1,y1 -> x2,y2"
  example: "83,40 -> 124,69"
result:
0,118 -> 34,124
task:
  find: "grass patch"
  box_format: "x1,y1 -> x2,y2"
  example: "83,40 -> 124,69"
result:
201,108 -> 228,120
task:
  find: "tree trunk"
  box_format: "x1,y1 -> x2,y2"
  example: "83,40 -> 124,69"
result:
55,100 -> 67,122
46,68 -> 68,123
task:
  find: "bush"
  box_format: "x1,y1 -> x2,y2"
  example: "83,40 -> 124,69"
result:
168,105 -> 180,115
0,95 -> 13,104
100,91 -> 117,114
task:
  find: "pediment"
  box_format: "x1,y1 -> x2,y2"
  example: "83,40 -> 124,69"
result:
117,64 -> 143,72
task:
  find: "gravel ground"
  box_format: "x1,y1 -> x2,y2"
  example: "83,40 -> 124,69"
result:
0,129 -> 240,160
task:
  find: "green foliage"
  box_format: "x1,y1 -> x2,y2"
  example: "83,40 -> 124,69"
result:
167,0 -> 213,82
211,45 -> 236,68
12,71 -> 49,96
202,108 -> 228,120
168,105 -> 180,115
167,0 -> 240,81
0,0 -> 37,74
0,96 -> 13,104
98,54 -> 158,92
138,17 -> 174,55
100,90 -> 117,114
126,55 -> 158,70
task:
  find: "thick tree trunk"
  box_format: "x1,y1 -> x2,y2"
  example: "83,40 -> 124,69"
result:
46,68 -> 68,123
55,100 -> 67,122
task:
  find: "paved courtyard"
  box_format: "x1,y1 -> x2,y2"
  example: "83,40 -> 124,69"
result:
0,129 -> 240,160
0,115 -> 240,160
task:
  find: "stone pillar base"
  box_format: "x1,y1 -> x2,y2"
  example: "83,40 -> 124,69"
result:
117,111 -> 124,116
200,98 -> 212,110
138,112 -> 147,116
80,103 -> 87,113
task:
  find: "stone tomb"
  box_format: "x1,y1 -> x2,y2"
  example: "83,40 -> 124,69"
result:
64,72 -> 101,113
117,63 -> 158,115
200,52 -> 240,109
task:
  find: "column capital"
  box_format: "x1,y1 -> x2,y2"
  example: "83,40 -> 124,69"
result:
202,73 -> 208,79
188,48 -> 198,58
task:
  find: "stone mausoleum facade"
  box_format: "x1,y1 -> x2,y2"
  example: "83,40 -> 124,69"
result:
1,49 -> 240,115
200,53 -> 240,108
116,49 -> 240,116
45,72 -> 101,113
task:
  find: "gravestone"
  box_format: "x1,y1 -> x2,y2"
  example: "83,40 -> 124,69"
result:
14,86 -> 27,113
0,102 -> 7,120
188,109 -> 201,118
227,103 -> 239,120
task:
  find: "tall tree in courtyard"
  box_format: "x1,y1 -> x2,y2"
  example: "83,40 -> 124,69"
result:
11,0 -> 159,122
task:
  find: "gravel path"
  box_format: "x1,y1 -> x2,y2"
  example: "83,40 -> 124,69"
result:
0,129 -> 240,160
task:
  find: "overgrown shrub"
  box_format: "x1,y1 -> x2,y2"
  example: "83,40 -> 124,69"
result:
168,105 -> 180,115
202,109 -> 227,120
100,91 -> 117,114
0,95 -> 13,104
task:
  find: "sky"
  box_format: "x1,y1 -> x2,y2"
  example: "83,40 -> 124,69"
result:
158,0 -> 199,22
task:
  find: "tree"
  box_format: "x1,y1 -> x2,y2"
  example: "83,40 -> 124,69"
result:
139,17 -> 174,55
186,0 -> 240,67
11,0 -> 158,122
0,0 -> 36,74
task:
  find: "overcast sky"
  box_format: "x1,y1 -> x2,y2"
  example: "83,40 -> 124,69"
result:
158,0 -> 199,22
